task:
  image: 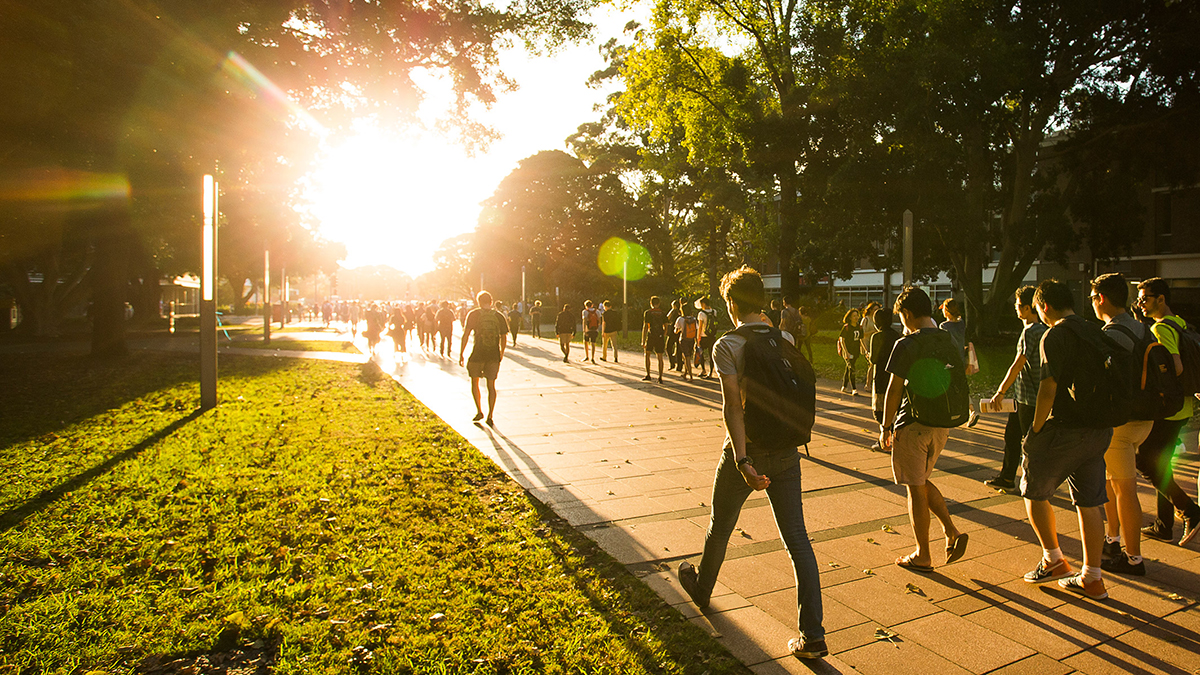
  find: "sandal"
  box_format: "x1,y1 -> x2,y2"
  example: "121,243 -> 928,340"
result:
945,533 -> 969,565
896,553 -> 933,573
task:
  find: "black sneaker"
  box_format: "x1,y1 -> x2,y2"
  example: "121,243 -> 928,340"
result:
677,561 -> 709,609
641,375 -> 652,382
1142,520 -> 1173,542
1102,539 -> 1122,559
983,476 -> 1016,491
1101,551 -> 1146,576
1182,514 -> 1199,546
788,637 -> 828,659
1023,557 -> 1073,584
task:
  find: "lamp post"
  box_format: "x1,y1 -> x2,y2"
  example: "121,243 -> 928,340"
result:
263,248 -> 271,344
200,174 -> 219,410
622,260 -> 628,338
902,209 -> 913,288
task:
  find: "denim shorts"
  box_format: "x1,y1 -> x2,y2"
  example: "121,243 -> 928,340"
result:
1020,422 -> 1111,507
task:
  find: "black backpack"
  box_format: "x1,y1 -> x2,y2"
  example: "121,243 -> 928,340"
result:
733,325 -> 816,450
1154,318 -> 1200,396
903,329 -> 970,428
1107,323 -> 1184,421
1059,319 -> 1133,428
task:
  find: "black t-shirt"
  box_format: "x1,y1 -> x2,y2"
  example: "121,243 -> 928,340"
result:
766,309 -> 782,328
1040,314 -> 1097,428
602,310 -> 622,333
644,308 -> 667,337
885,327 -> 945,429
871,327 -> 901,395
839,324 -> 864,356
555,310 -> 575,335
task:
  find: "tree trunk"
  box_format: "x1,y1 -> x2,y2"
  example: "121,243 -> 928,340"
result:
90,207 -> 130,358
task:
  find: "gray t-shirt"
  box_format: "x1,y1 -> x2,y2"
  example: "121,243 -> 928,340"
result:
1102,311 -> 1145,352
713,320 -> 796,448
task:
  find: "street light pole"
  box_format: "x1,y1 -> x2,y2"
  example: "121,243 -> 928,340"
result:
263,248 -> 271,344
902,209 -> 913,288
200,174 -> 219,410
622,260 -> 628,338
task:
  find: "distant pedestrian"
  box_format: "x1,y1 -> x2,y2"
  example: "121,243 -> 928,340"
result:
765,298 -> 782,329
436,301 -> 456,357
837,309 -> 863,395
390,304 -> 408,353
940,298 -> 980,427
555,304 -> 575,363
868,307 -> 900,452
1020,280 -> 1115,600
582,300 -> 602,364
459,291 -> 509,426
600,300 -> 621,363
696,296 -> 719,379
675,302 -> 699,381
365,304 -> 383,354
880,286 -> 969,573
530,301 -> 543,339
983,285 -> 1045,492
1135,278 -> 1200,546
677,266 -> 827,660
860,301 -> 881,387
798,306 -> 814,362
508,302 -> 522,344
642,296 -> 667,383
666,299 -> 683,371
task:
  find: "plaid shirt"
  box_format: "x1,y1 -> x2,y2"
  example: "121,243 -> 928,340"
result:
1011,321 -> 1047,406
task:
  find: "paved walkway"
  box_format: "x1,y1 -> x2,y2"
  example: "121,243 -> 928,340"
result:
371,332 -> 1200,675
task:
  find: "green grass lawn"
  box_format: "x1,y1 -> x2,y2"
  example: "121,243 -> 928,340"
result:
226,339 -> 362,354
0,353 -> 748,674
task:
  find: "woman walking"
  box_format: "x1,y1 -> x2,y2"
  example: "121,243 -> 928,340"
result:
838,309 -> 863,395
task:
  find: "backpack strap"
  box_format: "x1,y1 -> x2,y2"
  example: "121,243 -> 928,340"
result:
1106,323 -> 1140,352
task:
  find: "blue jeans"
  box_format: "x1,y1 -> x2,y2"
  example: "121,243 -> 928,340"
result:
696,445 -> 824,641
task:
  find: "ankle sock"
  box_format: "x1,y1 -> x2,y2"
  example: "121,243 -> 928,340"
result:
1081,565 -> 1102,582
1044,547 -> 1063,564
1105,535 -> 1121,545
1126,554 -> 1143,565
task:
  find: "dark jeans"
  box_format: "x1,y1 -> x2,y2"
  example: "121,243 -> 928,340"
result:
667,333 -> 681,369
1000,403 -> 1036,483
841,355 -> 858,390
699,336 -> 716,373
1137,418 -> 1200,529
696,445 -> 824,641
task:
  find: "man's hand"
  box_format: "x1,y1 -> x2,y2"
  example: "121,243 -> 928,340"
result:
458,356 -> 464,366
739,463 -> 770,490
986,392 -> 1006,412
880,427 -> 894,451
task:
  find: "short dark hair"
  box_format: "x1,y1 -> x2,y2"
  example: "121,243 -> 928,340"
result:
1033,279 -> 1074,311
1137,277 -> 1171,305
894,286 -> 932,318
873,307 -> 893,329
477,291 -> 493,307
1091,273 -> 1128,307
1016,285 -> 1036,307
650,295 -> 660,307
940,298 -> 961,320
783,294 -> 796,306
719,265 -> 766,314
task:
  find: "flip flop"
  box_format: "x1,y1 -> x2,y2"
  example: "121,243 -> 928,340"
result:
946,533 -> 969,565
896,553 -> 934,573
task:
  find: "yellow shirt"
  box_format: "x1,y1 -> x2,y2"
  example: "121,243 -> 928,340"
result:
1152,315 -> 1193,421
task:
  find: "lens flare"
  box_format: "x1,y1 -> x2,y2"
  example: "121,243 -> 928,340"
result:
0,168 -> 130,205
598,237 -> 652,280
221,51 -> 324,133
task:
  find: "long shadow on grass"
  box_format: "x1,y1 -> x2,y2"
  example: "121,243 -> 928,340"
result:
0,410 -> 202,532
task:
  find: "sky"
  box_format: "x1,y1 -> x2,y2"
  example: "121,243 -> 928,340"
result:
305,5 -> 639,278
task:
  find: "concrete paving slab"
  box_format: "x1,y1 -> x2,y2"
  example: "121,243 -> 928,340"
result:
892,610 -> 1035,674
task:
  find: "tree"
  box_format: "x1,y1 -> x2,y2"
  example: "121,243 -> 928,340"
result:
0,0 -> 593,354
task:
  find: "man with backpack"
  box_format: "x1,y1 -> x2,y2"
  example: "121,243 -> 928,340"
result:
695,296 -> 719,379
1021,279 -> 1125,600
676,266 -> 826,660
1135,277 -> 1200,546
581,300 -> 602,365
1089,274 -> 1182,575
642,296 -> 667,383
674,303 -> 700,381
879,286 -> 969,574
458,291 -> 509,426
665,299 -> 683,372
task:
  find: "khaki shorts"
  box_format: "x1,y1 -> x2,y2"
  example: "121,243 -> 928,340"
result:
1104,420 -> 1153,481
466,359 -> 500,380
892,422 -> 951,486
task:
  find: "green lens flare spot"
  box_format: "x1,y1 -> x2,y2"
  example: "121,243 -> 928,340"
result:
598,237 -> 651,280
907,358 -> 951,399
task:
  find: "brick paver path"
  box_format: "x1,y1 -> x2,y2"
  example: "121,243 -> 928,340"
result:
373,331 -> 1200,674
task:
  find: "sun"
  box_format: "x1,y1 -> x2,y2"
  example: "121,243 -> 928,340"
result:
305,125 -> 491,278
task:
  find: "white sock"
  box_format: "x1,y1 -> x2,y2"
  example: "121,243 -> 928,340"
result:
1105,535 -> 1121,545
1126,554 -> 1143,565
1044,547 -> 1063,564
1081,564 -> 1102,582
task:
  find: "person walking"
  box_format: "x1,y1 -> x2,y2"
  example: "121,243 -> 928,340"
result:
555,304 -> 575,363
983,286 -> 1045,492
435,301 -> 456,357
939,298 -> 981,427
530,300 -> 543,339
666,299 -> 683,372
458,291 -> 509,426
1135,277 -> 1200,546
581,300 -> 602,365
508,302 -> 522,345
860,301 -> 881,389
600,300 -> 621,363
696,296 -> 719,379
675,303 -> 699,381
1019,279 -> 1116,600
868,307 -> 900,452
349,302 -> 360,339
837,309 -> 863,395
677,266 -> 827,660
642,296 -> 667,383
798,306 -> 814,362
1089,274 -> 1160,576
390,303 -> 408,353
879,287 -> 969,573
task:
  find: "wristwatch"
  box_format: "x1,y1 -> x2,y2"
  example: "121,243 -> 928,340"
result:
736,455 -> 754,469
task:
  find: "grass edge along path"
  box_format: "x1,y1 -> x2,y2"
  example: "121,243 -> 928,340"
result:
0,353 -> 749,675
